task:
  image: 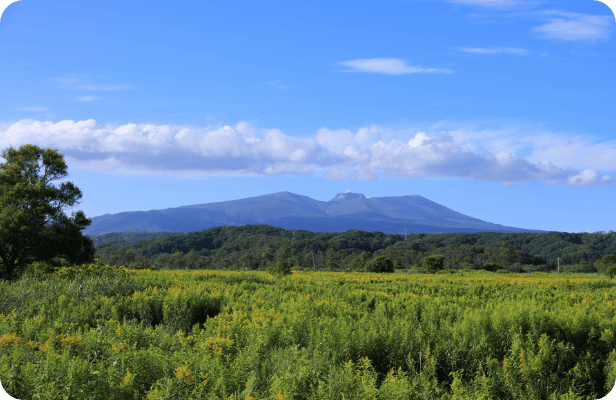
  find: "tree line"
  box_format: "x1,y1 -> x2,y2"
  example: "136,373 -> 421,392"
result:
93,224 -> 616,275
1,143 -> 615,279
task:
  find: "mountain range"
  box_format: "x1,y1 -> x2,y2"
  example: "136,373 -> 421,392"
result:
82,191 -> 549,237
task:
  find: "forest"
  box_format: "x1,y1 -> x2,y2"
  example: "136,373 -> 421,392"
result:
90,225 -> 616,275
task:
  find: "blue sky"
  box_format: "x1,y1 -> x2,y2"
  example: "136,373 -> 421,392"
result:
0,0 -> 615,234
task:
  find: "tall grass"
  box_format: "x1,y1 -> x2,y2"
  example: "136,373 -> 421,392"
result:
0,265 -> 614,399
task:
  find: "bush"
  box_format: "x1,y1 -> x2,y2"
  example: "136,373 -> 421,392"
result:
14,257 -> 78,280
267,261 -> 292,277
483,262 -> 499,272
407,265 -> 423,274
606,265 -> 616,279
421,255 -> 445,273
364,256 -> 395,273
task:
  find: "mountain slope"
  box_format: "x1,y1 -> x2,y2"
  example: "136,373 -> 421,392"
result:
82,191 -> 548,236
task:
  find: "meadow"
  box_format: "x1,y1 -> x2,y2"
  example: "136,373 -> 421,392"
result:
0,261 -> 615,399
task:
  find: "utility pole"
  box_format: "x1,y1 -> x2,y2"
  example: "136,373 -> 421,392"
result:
404,225 -> 407,241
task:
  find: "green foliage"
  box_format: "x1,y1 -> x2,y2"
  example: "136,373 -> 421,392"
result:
364,255 -> 395,273
483,262 -> 499,272
267,261 -> 292,277
606,265 -> 616,279
421,254 -> 445,273
459,261 -> 476,270
1,269 -> 614,399
91,225 -> 616,278
0,144 -> 96,280
595,254 -> 616,274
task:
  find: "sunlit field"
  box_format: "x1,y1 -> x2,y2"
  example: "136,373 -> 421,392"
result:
1,264 -> 615,399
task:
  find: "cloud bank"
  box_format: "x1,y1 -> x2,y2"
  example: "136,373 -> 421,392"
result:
0,119 -> 614,187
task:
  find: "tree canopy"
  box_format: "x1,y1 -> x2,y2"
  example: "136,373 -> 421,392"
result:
0,144 -> 96,279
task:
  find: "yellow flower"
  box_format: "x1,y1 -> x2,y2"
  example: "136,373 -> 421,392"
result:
174,364 -> 194,385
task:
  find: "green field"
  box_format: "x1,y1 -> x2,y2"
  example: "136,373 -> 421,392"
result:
1,264 -> 615,399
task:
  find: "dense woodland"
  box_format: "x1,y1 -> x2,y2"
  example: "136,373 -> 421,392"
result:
89,225 -> 616,274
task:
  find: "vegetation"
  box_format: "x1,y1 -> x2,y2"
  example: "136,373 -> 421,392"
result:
90,225 -> 616,279
0,144 -> 97,280
1,145 -> 615,398
1,262 -> 615,399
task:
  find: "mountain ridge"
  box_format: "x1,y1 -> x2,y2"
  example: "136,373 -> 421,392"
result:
82,191 -> 549,236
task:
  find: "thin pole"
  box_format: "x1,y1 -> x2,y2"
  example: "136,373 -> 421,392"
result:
558,257 -> 559,274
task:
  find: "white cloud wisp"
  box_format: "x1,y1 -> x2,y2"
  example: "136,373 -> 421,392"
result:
337,58 -> 454,75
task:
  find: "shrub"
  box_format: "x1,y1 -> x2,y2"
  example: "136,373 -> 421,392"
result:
267,261 -> 292,278
483,262 -> 499,272
421,255 -> 445,273
364,256 -> 395,273
606,265 -> 616,279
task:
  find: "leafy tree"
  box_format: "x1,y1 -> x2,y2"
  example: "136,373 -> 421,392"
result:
267,261 -> 291,277
239,253 -> 259,270
579,260 -> 595,273
274,244 -> 292,265
185,249 -> 201,269
459,261 -> 475,270
154,253 -> 172,269
348,251 -> 372,271
606,265 -> 616,279
302,252 -> 316,271
325,259 -> 339,270
483,262 -> 499,272
421,255 -> 445,273
594,254 -> 616,274
260,246 -> 275,269
364,256 -> 395,273
0,144 -> 96,280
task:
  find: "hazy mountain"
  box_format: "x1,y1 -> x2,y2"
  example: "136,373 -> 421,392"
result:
82,191 -> 549,237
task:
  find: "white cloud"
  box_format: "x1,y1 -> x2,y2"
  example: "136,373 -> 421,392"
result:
0,119 -> 614,187
567,169 -> 614,186
19,106 -> 49,112
531,11 -> 613,41
337,58 -> 454,75
77,96 -> 97,102
457,47 -> 531,55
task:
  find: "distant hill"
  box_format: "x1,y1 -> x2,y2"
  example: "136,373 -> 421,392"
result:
82,191 -> 550,237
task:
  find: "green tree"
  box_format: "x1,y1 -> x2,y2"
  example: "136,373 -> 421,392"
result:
483,262 -> 499,272
170,251 -> 186,269
302,252 -> 316,271
364,256 -> 395,273
155,253 -> 172,269
185,249 -> 201,269
579,260 -> 595,273
239,253 -> 259,270
459,261 -> 475,270
267,260 -> 291,277
0,144 -> 96,280
421,254 -> 445,273
348,251 -> 372,271
594,254 -> 616,274
274,244 -> 292,265
260,246 -> 275,269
